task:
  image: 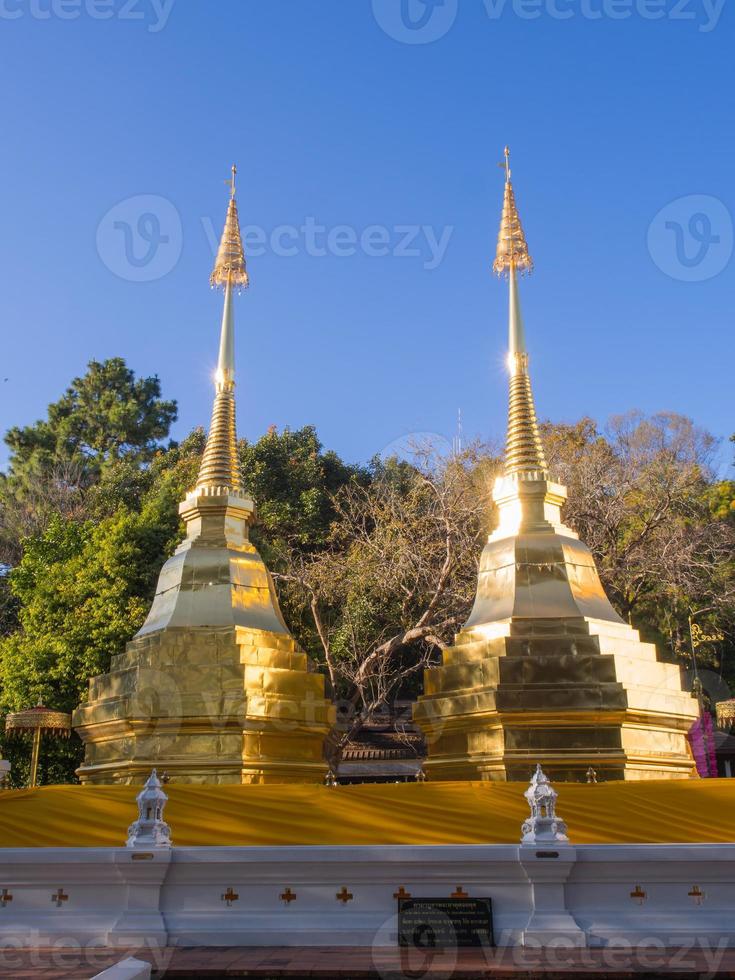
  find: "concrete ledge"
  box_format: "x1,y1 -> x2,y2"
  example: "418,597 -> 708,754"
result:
0,843 -> 733,950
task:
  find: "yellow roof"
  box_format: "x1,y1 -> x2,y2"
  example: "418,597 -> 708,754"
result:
0,780 -> 733,848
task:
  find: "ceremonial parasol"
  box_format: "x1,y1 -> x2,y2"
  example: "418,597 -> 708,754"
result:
717,699 -> 735,729
5,705 -> 72,788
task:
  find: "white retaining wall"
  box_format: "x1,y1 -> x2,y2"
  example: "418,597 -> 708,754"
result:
0,843 -> 732,949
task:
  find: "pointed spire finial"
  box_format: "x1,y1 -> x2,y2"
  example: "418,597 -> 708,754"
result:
210,163 -> 249,290
494,149 -> 548,478
493,146 -> 533,278
196,167 -> 247,495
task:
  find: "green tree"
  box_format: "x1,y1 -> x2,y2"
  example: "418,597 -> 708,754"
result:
0,430 -> 204,785
237,426 -> 366,654
542,413 -> 735,689
4,357 -> 177,480
239,425 -> 363,557
0,358 -> 178,640
1,358 -> 177,574
3,360 -> 731,786
278,443 -> 500,759
0,424 -> 359,785
707,480 -> 735,524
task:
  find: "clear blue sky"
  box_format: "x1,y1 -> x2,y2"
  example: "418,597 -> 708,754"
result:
1,0 -> 733,473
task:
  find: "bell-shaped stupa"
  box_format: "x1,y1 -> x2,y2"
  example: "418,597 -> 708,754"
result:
414,149 -> 699,781
73,168 -> 334,784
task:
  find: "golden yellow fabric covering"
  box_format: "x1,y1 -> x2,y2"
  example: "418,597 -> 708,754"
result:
0,781 -> 732,848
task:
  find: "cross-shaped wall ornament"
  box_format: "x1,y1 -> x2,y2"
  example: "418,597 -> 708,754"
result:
451,886 -> 469,899
221,888 -> 239,907
630,886 -> 646,905
280,888 -> 297,904
336,887 -> 353,904
0,890 -> 12,908
51,889 -> 68,907
688,886 -> 705,906
393,887 -> 411,900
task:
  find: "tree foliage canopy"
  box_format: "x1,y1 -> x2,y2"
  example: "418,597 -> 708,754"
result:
542,413 -> 735,662
0,360 -> 733,784
0,358 -> 178,578
5,358 -> 177,479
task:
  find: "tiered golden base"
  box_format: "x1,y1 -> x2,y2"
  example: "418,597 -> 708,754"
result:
73,624 -> 334,785
239,628 -> 334,784
415,616 -> 698,782
73,489 -> 334,785
414,473 -> 699,782
73,627 -> 248,785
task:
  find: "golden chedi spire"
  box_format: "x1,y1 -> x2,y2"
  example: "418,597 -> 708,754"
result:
493,147 -> 533,277
413,147 -> 698,783
196,166 -> 248,496
74,165 -> 334,785
494,147 -> 548,479
210,165 -> 250,290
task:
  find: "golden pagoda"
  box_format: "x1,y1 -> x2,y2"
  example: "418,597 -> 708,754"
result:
413,149 -> 699,781
73,168 -> 334,784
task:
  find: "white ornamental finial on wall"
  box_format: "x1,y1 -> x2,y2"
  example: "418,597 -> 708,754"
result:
126,769 -> 173,849
521,764 -> 570,844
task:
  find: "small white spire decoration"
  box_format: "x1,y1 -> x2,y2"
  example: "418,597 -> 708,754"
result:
521,765 -> 570,845
126,769 -> 172,849
324,768 -> 338,787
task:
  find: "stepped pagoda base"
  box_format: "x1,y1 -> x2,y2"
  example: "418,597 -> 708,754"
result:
414,616 -> 698,782
74,624 -> 332,786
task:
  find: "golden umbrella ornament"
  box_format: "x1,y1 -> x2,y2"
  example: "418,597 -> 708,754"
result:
5,705 -> 72,788
717,699 -> 735,729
